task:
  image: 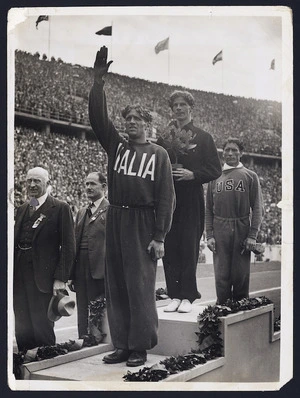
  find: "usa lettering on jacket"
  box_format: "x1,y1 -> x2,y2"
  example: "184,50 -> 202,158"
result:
216,178 -> 246,192
113,143 -> 156,181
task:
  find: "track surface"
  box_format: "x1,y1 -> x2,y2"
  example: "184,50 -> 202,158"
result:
53,261 -> 281,343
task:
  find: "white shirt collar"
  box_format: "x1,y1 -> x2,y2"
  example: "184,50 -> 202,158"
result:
90,196 -> 104,214
35,192 -> 48,209
223,162 -> 244,171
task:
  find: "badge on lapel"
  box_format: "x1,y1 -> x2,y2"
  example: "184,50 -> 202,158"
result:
90,208 -> 107,223
32,213 -> 46,229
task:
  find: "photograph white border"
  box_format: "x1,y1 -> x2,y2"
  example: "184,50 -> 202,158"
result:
7,5 -> 293,391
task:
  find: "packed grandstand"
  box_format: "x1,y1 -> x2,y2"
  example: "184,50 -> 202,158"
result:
13,50 -> 282,245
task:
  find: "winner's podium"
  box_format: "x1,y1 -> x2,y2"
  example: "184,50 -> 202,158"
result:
18,301 -> 280,383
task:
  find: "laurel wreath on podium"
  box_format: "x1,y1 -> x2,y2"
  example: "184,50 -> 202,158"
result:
85,296 -> 107,343
123,296 -> 275,382
13,296 -> 280,381
13,297 -> 107,379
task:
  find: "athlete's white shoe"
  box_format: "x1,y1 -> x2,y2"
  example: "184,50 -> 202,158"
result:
164,298 -> 181,312
177,299 -> 192,313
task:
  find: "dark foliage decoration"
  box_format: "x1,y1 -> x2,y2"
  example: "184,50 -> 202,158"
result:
80,334 -> 99,347
192,305 -> 223,358
13,297 -> 107,379
13,296 -> 278,381
161,353 -> 207,373
155,287 -> 169,301
13,339 -> 85,379
223,296 -> 272,312
274,315 -> 281,331
36,341 -> 75,360
123,296 -> 275,382
158,120 -> 196,164
124,367 -> 169,382
88,296 -> 107,343
13,352 -> 25,380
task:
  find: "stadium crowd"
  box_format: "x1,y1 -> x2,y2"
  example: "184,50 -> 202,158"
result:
13,126 -> 107,215
15,50 -> 281,156
13,50 -> 282,244
13,126 -> 282,244
249,163 -> 282,245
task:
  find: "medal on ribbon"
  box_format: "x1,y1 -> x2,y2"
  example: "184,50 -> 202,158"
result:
32,213 -> 46,229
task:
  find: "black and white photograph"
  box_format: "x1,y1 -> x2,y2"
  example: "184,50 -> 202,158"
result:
7,5 -> 293,391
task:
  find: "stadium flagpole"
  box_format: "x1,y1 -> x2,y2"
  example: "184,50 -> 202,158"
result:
110,20 -> 113,72
221,51 -> 224,94
48,17 -> 51,60
167,37 -> 170,85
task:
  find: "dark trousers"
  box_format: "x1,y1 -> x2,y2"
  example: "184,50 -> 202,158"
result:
105,206 -> 158,351
213,217 -> 251,304
74,249 -> 105,338
162,195 -> 203,302
13,250 -> 55,351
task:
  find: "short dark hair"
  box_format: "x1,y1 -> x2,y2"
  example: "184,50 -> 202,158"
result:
168,90 -> 195,109
88,172 -> 106,184
121,105 -> 152,123
223,137 -> 244,152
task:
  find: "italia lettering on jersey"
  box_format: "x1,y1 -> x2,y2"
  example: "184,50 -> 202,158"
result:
113,143 -> 156,181
216,179 -> 245,193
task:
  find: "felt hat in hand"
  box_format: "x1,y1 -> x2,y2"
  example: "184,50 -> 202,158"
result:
47,290 -> 75,322
251,243 -> 265,255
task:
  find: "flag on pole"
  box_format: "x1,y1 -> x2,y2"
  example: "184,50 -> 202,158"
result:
212,50 -> 223,65
36,15 -> 49,29
96,26 -> 112,36
155,37 -> 169,54
270,59 -> 275,70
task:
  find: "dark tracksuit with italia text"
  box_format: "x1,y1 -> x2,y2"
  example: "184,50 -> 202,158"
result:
89,81 -> 175,351
205,165 -> 263,304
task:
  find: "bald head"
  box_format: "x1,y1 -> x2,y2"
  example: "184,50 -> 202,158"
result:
26,167 -> 50,198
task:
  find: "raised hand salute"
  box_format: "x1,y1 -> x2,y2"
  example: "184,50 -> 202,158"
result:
88,46 -> 175,367
93,46 -> 113,83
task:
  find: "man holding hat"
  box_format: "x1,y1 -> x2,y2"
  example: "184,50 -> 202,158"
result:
47,290 -> 75,323
14,167 -> 75,351
89,46 -> 175,367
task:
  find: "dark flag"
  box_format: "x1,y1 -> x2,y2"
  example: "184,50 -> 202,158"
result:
270,59 -> 275,70
96,26 -> 112,36
212,50 -> 223,65
36,15 -> 49,29
154,37 -> 169,54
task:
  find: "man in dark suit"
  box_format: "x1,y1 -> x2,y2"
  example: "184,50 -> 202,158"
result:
14,167 -> 75,352
69,172 -> 109,338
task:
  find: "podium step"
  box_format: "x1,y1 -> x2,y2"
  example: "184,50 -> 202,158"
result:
150,304 -> 206,356
18,302 -> 280,383
30,351 -> 166,381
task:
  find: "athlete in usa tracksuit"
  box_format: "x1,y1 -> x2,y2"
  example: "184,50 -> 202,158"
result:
89,75 -> 175,354
205,163 -> 263,304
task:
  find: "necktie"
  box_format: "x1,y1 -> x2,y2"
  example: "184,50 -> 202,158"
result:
87,202 -> 94,217
29,197 -> 39,217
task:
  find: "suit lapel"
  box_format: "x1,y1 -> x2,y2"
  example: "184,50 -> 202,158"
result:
77,208 -> 87,228
32,196 -> 55,241
88,198 -> 108,223
14,203 -> 29,242
75,209 -> 87,250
